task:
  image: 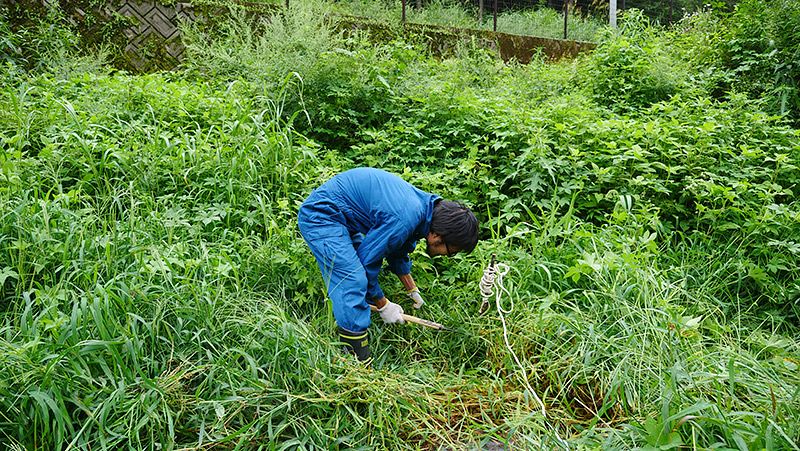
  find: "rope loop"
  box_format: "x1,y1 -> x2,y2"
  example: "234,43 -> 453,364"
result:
479,262 -> 509,314
479,257 -> 546,417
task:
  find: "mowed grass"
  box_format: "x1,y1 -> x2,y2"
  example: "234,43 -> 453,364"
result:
1,1 -> 799,450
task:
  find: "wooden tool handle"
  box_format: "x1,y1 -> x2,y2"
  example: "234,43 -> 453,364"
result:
369,304 -> 446,330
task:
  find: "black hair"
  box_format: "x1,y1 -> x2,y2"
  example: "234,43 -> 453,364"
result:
431,200 -> 479,254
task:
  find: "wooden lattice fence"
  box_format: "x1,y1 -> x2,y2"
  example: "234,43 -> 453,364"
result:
37,0 -> 207,72
115,1 -> 199,70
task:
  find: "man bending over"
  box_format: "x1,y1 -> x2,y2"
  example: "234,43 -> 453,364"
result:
297,167 -> 479,363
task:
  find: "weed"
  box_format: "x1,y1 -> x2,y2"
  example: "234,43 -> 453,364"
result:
1,3 -> 798,450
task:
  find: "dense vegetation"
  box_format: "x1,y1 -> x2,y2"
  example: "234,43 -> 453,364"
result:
1,0 -> 799,449
330,0 -> 606,41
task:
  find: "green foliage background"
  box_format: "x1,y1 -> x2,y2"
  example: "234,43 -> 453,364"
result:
1,0 -> 799,450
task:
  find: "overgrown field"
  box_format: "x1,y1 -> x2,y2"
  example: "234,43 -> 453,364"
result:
328,0 -> 605,41
1,0 -> 799,450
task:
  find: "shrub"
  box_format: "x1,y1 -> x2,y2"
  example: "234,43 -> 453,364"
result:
720,0 -> 800,124
1,1 -> 125,74
581,9 -> 693,112
181,1 -> 343,92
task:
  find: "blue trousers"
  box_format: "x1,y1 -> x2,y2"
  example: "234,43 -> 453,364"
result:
297,201 -> 372,333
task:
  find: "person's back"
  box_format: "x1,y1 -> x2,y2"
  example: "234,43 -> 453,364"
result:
309,167 -> 435,238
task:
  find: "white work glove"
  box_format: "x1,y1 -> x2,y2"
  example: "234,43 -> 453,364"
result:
377,301 -> 405,324
406,288 -> 425,309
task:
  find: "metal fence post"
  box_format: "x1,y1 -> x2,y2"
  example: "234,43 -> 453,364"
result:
563,0 -> 568,39
610,0 -> 617,27
402,0 -> 406,22
493,0 -> 497,32
670,0 -> 674,22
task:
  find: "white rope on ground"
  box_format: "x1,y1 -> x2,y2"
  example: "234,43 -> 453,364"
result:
480,259 -> 547,417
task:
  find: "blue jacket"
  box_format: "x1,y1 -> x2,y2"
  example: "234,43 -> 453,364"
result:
301,168 -> 440,301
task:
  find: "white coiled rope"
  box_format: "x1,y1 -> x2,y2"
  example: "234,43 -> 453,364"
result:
479,257 -> 547,417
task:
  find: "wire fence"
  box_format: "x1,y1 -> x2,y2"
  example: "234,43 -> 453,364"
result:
406,0 -> 697,24
333,0 -> 702,41
381,0 -> 610,40
454,0 -> 606,34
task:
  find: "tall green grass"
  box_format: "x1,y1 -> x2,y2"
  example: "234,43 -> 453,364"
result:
2,3 -> 799,450
328,0 -> 604,41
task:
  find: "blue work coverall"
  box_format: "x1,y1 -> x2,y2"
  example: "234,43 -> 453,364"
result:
297,168 -> 440,333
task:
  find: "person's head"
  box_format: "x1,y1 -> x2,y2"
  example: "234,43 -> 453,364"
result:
426,200 -> 479,257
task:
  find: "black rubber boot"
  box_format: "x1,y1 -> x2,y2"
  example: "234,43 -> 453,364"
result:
338,327 -> 372,364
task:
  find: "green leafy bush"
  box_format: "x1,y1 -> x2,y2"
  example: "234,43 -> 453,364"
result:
721,0 -> 800,124
0,1 -> 121,75
182,1 -> 344,93
581,9 -> 693,111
